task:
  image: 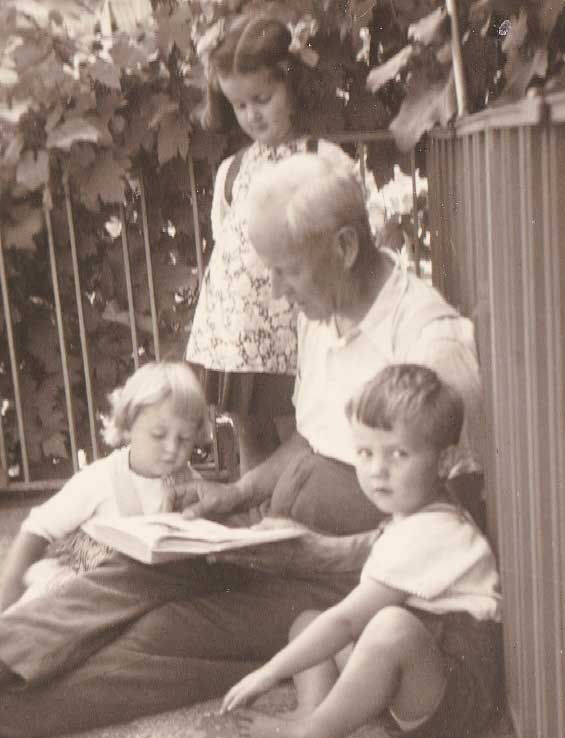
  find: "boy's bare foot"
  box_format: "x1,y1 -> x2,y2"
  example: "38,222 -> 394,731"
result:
234,710 -> 307,738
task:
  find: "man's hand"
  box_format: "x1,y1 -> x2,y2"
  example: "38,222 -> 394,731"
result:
180,479 -> 247,520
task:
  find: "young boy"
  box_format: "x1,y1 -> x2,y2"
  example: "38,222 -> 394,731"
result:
221,364 -> 502,738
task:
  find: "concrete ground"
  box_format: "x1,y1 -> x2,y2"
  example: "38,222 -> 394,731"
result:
0,494 -> 515,738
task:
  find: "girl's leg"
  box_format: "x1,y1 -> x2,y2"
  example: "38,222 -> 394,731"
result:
288,610 -> 352,717
233,414 -> 286,475
235,606 -> 446,738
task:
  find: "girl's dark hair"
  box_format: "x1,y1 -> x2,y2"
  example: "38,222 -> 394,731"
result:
199,13 -> 341,136
345,364 -> 464,451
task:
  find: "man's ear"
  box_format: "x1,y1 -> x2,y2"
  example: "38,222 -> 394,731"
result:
335,225 -> 359,270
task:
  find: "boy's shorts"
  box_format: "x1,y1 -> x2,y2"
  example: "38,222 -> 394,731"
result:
383,609 -> 503,738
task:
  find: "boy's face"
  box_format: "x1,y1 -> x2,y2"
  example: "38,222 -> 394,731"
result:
127,396 -> 198,478
351,418 -> 441,517
218,67 -> 293,146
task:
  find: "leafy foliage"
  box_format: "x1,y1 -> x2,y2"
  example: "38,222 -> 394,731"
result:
0,0 -> 563,479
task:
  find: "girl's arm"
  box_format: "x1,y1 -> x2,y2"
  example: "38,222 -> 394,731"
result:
0,530 -> 49,611
221,577 -> 407,713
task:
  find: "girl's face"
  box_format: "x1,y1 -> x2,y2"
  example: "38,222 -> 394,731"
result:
127,396 -> 198,478
218,67 -> 293,146
351,418 -> 441,518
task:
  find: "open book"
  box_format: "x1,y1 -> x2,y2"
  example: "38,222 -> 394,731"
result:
90,513 -> 305,564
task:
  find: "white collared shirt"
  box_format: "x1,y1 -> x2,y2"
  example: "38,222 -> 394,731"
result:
293,258 -> 484,468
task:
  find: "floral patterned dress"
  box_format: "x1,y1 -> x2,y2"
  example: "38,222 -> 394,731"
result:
186,138 -> 344,376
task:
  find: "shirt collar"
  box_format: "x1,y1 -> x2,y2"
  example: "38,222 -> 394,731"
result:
330,254 -> 408,347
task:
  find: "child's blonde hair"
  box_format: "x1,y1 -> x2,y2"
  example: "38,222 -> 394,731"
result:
200,13 -> 341,136
345,364 -> 464,452
101,362 -> 209,448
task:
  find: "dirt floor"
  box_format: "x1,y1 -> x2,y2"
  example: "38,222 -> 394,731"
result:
0,494 -> 516,738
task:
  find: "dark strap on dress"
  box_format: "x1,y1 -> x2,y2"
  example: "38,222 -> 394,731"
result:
224,146 -> 248,205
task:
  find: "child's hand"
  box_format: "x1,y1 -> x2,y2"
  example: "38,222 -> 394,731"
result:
220,665 -> 279,714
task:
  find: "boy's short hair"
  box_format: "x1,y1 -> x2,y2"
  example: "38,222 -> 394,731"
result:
101,362 -> 209,448
345,364 -> 464,450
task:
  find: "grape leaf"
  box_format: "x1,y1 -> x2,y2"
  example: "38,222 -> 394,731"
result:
42,430 -> 68,458
2,203 -> 43,251
157,113 -> 190,165
367,46 -> 414,93
16,149 -> 49,191
408,7 -> 448,45
189,126 -> 227,167
110,33 -> 151,69
89,58 -> 122,91
46,117 -> 100,150
76,150 -> 129,210
390,69 -> 456,151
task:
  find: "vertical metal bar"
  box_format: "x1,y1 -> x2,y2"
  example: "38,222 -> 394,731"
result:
63,171 -> 99,461
119,204 -> 140,370
0,407 -> 7,475
410,148 -> 421,276
356,141 -> 366,190
187,148 -> 204,288
44,192 -> 79,472
445,0 -> 469,115
0,231 -> 30,482
138,173 -> 160,361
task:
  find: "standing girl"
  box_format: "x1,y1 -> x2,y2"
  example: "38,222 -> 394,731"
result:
186,12 -> 351,474
0,361 -> 209,611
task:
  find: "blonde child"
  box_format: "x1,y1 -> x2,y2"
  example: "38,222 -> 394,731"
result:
0,361 -> 209,612
222,364 -> 502,738
186,12 -> 351,474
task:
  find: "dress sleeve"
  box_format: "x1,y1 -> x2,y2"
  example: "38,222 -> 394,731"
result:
361,511 -> 494,599
210,155 -> 232,243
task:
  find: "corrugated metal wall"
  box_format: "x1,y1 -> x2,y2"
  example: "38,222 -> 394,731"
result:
428,93 -> 565,738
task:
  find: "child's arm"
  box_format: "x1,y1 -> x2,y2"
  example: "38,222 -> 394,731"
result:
221,577 -> 407,713
0,530 -> 49,611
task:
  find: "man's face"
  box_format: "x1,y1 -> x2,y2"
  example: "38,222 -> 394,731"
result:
251,222 -> 338,322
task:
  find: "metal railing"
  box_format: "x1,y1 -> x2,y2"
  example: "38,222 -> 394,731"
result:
428,91 -> 565,738
0,131 -> 424,494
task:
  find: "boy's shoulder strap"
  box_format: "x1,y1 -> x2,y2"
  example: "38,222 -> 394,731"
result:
224,145 -> 249,205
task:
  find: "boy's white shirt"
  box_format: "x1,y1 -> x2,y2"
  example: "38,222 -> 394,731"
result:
361,502 -> 501,622
21,447 -> 197,543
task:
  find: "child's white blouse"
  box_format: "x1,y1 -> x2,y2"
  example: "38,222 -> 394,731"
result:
186,138 -> 349,374
360,502 -> 502,622
21,448 -> 195,543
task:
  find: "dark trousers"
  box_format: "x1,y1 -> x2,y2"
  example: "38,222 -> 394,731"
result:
0,448 -> 383,737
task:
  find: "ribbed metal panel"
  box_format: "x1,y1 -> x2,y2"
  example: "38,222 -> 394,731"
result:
428,94 -> 565,738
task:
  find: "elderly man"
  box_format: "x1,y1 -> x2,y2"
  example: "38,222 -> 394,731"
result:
0,152 -> 483,737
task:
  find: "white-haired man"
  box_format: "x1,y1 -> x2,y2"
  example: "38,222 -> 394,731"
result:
0,152 -> 484,737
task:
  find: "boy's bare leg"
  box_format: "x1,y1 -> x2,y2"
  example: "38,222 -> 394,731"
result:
234,607 -> 447,738
288,610 -> 352,718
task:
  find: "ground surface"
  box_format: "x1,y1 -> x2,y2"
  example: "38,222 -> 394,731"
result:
0,494 -> 515,738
